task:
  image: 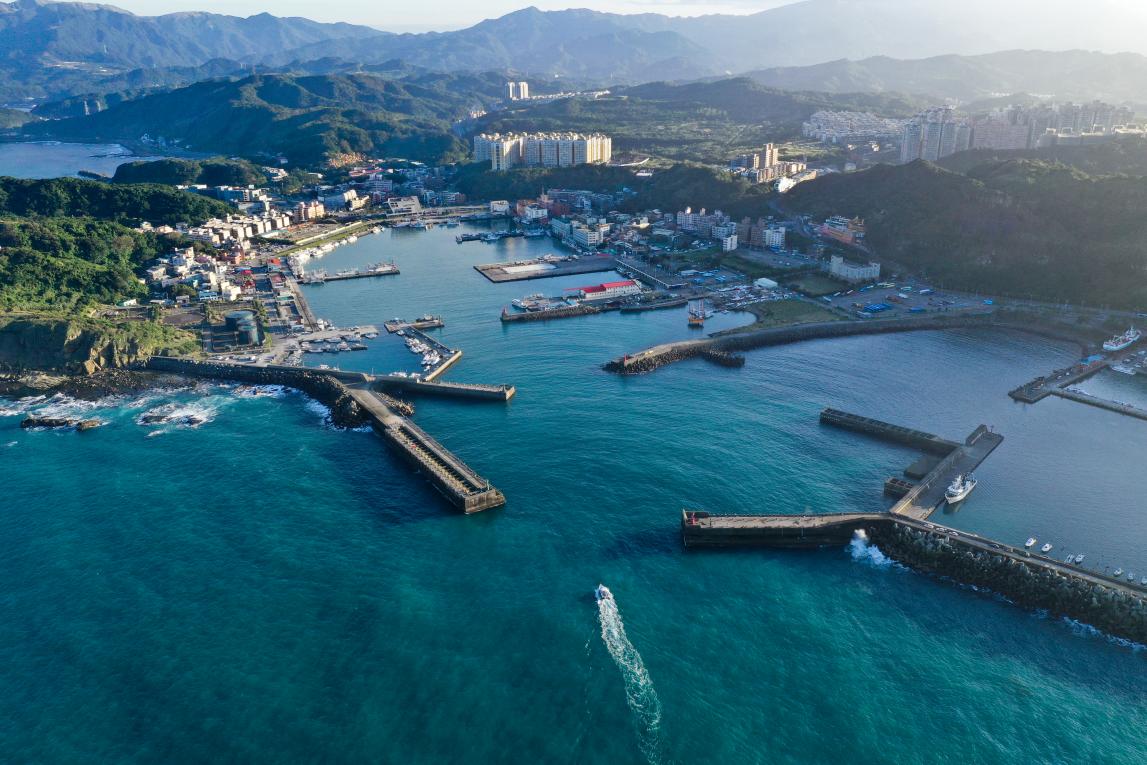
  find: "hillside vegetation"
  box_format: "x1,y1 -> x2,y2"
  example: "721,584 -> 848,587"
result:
783,159 -> 1147,309
0,177 -> 226,314
476,78 -> 923,162
112,157 -> 266,187
27,73 -> 509,167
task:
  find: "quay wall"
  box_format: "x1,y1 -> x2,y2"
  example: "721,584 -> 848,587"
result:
146,357 -> 368,426
869,522 -> 1147,645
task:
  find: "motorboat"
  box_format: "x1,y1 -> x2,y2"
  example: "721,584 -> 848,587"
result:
1025,537 -> 1037,548
594,584 -> 613,602
945,473 -> 977,504
1040,543 -> 1053,553
1074,554 -> 1086,564
1114,568 -> 1124,577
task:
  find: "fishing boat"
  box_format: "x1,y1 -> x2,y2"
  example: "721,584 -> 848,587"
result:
594,584 -> 613,602
1103,327 -> 1141,352
1025,537 -> 1037,548
1041,543 -> 1053,553
944,473 -> 977,504
688,299 -> 706,328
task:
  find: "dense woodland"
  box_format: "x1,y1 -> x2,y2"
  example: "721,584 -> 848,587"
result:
0,178 -> 225,313
784,157 -> 1147,309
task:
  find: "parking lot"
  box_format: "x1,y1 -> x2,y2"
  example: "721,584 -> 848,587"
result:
817,281 -> 996,319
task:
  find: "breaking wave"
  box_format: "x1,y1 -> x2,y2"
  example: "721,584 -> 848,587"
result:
848,529 -> 895,568
597,585 -> 664,764
136,401 -> 219,430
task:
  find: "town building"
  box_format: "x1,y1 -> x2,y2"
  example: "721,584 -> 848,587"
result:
473,132 -> 612,171
818,216 -> 866,246
506,81 -> 530,101
900,107 -> 971,163
803,111 -> 907,144
565,280 -> 643,302
826,254 -> 880,284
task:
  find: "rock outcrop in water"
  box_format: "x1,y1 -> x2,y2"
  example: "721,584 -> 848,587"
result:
21,416 -> 103,431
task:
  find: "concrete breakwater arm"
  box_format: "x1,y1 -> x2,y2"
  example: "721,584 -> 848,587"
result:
603,314 -> 995,375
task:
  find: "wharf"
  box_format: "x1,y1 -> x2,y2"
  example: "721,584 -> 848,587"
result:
1009,359 -> 1108,403
501,304 -> 604,323
615,257 -> 687,291
619,297 -> 689,313
475,255 -> 617,283
820,408 -> 1002,520
681,510 -> 885,548
285,274 -> 319,331
384,317 -> 445,333
1050,387 -> 1147,421
401,327 -> 460,381
378,377 -> 515,401
300,263 -> 399,284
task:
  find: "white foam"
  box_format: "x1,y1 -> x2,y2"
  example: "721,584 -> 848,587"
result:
597,585 -> 664,765
136,401 -> 218,429
1060,617 -> 1146,652
848,529 -> 895,568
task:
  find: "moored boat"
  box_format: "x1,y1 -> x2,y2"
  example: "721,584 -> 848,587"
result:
1103,327 -> 1141,352
944,473 -> 977,504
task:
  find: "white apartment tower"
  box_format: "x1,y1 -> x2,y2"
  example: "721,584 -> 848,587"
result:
506,81 -> 530,100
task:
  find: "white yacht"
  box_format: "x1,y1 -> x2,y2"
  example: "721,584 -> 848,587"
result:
945,473 -> 977,504
1040,543 -> 1053,553
1025,537 -> 1037,548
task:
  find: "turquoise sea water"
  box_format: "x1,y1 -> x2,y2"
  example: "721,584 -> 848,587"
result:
0,142 -> 161,178
3,223 -> 1147,763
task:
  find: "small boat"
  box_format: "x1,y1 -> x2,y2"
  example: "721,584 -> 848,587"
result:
1074,554 -> 1085,564
1140,577 -> 1147,586
945,473 -> 977,504
594,584 -> 613,602
1025,537 -> 1037,548
1130,572 -> 1137,582
1040,543 -> 1053,553
1114,568 -> 1124,577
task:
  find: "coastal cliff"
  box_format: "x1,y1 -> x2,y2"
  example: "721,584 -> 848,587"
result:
0,316 -> 198,375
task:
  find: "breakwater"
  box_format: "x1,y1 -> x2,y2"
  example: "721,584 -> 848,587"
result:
683,512 -> 1147,645
604,314 -> 994,375
869,521 -> 1147,645
501,304 -> 603,323
146,356 -> 506,511
147,357 -> 369,427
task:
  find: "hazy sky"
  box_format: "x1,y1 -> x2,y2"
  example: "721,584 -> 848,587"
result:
95,0 -> 798,31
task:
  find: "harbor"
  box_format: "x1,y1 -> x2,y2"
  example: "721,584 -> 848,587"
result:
474,254 -> 618,283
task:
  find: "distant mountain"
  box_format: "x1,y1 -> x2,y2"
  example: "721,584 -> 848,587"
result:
0,0 -> 379,102
744,50 -> 1147,106
6,1 -> 1147,104
25,72 -> 514,166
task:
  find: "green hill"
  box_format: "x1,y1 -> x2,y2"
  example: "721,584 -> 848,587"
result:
783,159 -> 1147,309
27,72 -> 505,167
476,77 -> 923,162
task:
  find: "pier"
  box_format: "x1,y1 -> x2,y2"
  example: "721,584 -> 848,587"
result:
1009,358 -> 1107,403
1049,387 -> 1147,421
346,386 -> 505,513
819,408 -> 1003,521
474,255 -> 617,283
384,317 -> 445,333
299,263 -> 399,284
145,356 -> 513,512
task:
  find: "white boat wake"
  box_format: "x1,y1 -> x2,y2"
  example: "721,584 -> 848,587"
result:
596,584 -> 664,764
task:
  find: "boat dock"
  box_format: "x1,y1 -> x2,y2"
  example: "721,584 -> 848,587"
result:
475,255 -> 617,283
819,408 -> 1002,521
1009,358 -> 1108,403
400,327 -> 461,381
384,317 -> 445,333
285,274 -> 320,331
1049,387 -> 1147,421
299,263 -> 399,284
376,376 -> 515,402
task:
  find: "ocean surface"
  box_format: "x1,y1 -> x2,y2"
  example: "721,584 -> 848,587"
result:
0,141 -> 162,179
3,222 -> 1147,763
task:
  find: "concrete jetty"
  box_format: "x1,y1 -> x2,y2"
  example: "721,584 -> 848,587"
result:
299,263 -> 399,284
346,386 -> 505,513
145,357 -> 511,512
1050,387 -> 1147,421
384,317 -> 445,333
1009,358 -> 1107,403
377,376 -> 515,401
819,408 -> 960,455
820,408 -> 1003,521
475,255 -> 617,283
604,314 -> 995,374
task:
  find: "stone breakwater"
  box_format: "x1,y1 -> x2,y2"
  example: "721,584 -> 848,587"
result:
146,358 -> 368,428
604,314 -> 993,375
870,522 -> 1147,645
